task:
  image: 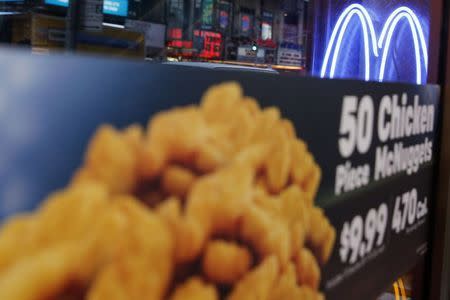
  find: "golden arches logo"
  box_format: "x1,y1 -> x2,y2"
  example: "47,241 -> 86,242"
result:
321,5 -> 428,84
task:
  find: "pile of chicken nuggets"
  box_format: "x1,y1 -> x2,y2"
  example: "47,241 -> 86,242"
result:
0,82 -> 336,300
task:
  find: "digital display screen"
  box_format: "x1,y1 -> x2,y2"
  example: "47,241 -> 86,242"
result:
103,0 -> 127,16
45,0 -> 128,17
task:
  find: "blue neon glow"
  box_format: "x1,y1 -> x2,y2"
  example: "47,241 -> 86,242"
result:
378,7 -> 429,84
45,0 -> 128,17
319,5 -> 428,84
45,0 -> 67,6
320,4 -> 378,81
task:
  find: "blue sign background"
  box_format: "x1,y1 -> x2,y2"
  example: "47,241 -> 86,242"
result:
45,0 -> 128,17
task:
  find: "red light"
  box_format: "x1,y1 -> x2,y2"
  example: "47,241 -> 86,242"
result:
168,28 -> 182,40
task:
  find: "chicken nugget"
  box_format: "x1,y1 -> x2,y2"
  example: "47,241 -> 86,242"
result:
203,240 -> 252,284
279,185 -> 311,254
201,82 -> 243,123
162,165 -> 197,198
240,204 -> 291,266
307,207 -> 336,264
72,125 -> 139,193
0,182 -> 109,270
241,96 -> 261,115
0,241 -> 92,300
270,263 -> 301,300
187,162 -> 254,236
295,248 -> 320,290
170,277 -> 219,300
234,144 -> 270,171
265,127 -> 292,193
297,286 -> 325,300
228,256 -> 279,300
290,139 -> 309,186
88,196 -> 174,300
303,164 -> 322,205
194,142 -> 228,173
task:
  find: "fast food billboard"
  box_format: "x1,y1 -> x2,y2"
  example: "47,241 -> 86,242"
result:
0,50 -> 440,299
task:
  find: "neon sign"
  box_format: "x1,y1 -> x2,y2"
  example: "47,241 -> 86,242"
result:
320,5 -> 428,84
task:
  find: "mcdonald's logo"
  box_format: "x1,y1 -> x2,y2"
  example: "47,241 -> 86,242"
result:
320,4 -> 428,84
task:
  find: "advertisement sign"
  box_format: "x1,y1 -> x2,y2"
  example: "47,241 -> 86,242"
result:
125,20 -> 166,48
201,0 -> 213,28
237,45 -> 265,63
0,55 -> 440,299
277,47 -> 302,66
79,0 -> 103,32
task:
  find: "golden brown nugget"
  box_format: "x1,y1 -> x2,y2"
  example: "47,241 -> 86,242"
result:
295,248 -> 320,290
170,277 -> 219,300
187,162 -> 254,237
265,127 -> 292,193
307,207 -> 336,264
298,286 -> 325,300
249,107 -> 281,144
270,263 -> 301,300
0,182 -> 109,271
202,240 -> 252,284
72,125 -> 139,194
194,142 -> 228,173
234,144 -> 270,170
162,165 -> 197,198
241,96 -> 261,115
228,256 -> 279,300
0,242 -> 91,300
290,139 -> 311,187
303,164 -> 322,204
240,204 -> 291,266
201,82 -> 243,123
88,197 -> 174,300
278,185 -> 311,254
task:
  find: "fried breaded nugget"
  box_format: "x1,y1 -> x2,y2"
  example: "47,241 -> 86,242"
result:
0,241 -> 92,300
303,164 -> 322,205
194,142 -> 228,173
203,240 -> 252,284
290,140 -> 310,186
88,196 -> 174,300
228,256 -> 279,300
234,144 -> 270,171
162,165 -> 197,198
156,197 -> 205,263
240,204 -> 291,266
265,127 -> 292,193
72,125 -> 140,193
170,277 -> 219,300
0,182 -> 109,271
278,185 -> 311,255
270,263 -> 301,300
295,248 -> 320,290
307,207 -> 336,264
297,286 -> 325,300
201,82 -> 243,123
0,203 -> 124,300
140,107 -> 209,178
187,162 -> 254,237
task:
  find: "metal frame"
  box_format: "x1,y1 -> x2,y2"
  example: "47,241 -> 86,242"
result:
426,0 -> 450,297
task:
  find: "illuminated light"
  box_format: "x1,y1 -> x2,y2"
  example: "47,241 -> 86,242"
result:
320,4 -> 378,80
102,22 -> 125,29
378,7 -> 428,84
329,10 -> 371,80
320,5 -> 428,84
398,279 -> 407,299
378,7 -> 428,70
378,12 -> 422,84
393,282 -> 400,300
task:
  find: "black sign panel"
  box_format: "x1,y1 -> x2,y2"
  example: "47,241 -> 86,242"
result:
0,50 -> 441,299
